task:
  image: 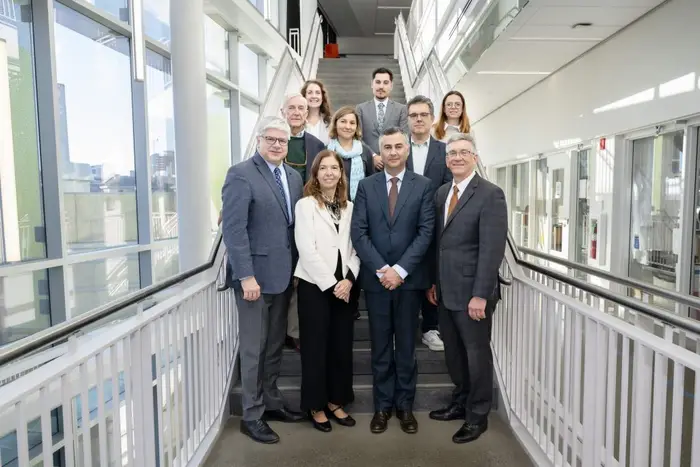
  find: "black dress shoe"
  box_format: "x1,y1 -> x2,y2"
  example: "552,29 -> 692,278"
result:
370,411 -> 391,433
452,420 -> 488,444
240,419 -> 279,444
396,410 -> 418,434
325,406 -> 356,427
264,407 -> 305,423
429,403 -> 466,421
310,411 -> 332,433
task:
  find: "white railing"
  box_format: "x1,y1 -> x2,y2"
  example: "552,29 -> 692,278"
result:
300,13 -> 323,82
396,14 -> 700,467
0,244 -> 237,466
494,258 -> 700,467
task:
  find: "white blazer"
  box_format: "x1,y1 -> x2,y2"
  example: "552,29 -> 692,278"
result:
294,196 -> 360,291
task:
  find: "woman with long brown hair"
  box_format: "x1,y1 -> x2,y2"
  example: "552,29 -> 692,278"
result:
301,79 -> 332,144
294,150 -> 360,432
433,90 -> 471,142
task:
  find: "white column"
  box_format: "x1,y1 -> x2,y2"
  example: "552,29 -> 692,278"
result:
171,0 -> 211,270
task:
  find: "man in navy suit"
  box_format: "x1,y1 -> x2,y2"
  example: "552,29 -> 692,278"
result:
351,127 -> 435,435
222,116 -> 305,444
405,95 -> 452,352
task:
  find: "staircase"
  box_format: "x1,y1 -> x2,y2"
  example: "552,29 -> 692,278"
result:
315,55 -> 407,109
229,293 -> 454,415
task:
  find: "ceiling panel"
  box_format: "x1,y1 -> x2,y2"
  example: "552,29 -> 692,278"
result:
511,24 -> 621,40
527,5 -> 654,26
374,8 -> 400,34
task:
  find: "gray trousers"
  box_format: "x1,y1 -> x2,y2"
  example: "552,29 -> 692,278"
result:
235,285 -> 293,421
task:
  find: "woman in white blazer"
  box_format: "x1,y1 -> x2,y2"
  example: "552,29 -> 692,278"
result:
294,149 -> 360,433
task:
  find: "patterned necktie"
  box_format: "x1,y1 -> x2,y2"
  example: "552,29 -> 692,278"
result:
377,102 -> 385,130
388,177 -> 399,218
447,185 -> 459,219
274,167 -> 290,221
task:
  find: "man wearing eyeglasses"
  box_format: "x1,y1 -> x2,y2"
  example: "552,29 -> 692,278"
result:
280,93 -> 325,352
221,116 -> 305,444
405,95 -> 451,353
426,133 -> 508,444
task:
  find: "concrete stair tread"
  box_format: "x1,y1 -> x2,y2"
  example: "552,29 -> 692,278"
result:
274,373 -> 453,391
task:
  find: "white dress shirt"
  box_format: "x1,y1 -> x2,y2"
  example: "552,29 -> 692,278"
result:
379,169 -> 409,280
264,159 -> 292,221
444,171 -> 476,226
410,138 -> 430,176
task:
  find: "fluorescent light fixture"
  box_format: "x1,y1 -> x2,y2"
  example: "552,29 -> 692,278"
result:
374,32 -> 394,36
659,72 -> 696,98
593,88 -> 654,114
377,5 -> 411,9
476,71 -> 550,75
510,36 -> 602,42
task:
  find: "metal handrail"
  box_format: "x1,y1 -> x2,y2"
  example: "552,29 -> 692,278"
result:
520,246 -> 700,310
0,232 -> 224,366
519,257 -> 700,335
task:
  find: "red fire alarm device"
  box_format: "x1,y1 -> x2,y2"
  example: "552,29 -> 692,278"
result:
599,138 -> 606,150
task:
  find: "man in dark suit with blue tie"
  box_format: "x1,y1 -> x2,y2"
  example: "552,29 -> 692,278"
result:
405,95 -> 452,352
222,116 -> 305,444
351,127 -> 435,434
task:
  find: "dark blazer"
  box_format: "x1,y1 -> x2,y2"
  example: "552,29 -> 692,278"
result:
356,100 -> 409,154
222,153 -> 304,294
407,137 -> 452,195
302,132 -> 326,182
351,170 -> 435,292
433,174 -> 508,311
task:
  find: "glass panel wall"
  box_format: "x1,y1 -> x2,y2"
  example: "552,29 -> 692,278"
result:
534,158 -> 547,251
509,162 -> 529,246
574,149 -> 591,265
54,4 -> 137,253
146,51 -> 177,240
207,82 -> 231,231
144,0 -> 171,44
153,244 -> 179,283
0,0 -> 46,264
628,130 -> 684,309
691,128 -> 700,318
239,44 -> 259,97
82,0 -> 128,22
240,97 -> 259,157
204,15 -> 228,76
0,270 -> 50,346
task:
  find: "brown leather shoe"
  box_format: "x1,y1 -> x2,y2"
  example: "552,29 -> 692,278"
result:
396,409 -> 418,434
370,411 -> 391,434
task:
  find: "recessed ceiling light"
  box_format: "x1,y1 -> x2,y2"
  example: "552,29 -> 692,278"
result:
572,22 -> 593,28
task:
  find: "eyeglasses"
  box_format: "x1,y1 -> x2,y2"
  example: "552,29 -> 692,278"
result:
445,102 -> 462,109
408,112 -> 431,119
262,136 -> 288,146
446,149 -> 476,158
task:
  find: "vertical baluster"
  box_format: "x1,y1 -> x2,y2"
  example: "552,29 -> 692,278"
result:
111,343 -> 122,465
96,352 -> 109,465
80,362 -> 92,466
40,387 -> 54,466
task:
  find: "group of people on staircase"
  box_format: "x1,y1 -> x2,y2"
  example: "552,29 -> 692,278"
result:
220,65 -> 507,447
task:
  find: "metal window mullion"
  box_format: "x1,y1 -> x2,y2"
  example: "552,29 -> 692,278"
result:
56,0 -> 133,38
677,125 -> 698,316
228,33 -> 242,164
33,0 -> 68,323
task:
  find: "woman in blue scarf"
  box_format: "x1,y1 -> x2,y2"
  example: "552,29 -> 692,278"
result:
326,106 -> 373,201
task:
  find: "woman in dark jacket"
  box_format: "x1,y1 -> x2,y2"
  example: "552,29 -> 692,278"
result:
326,106 -> 373,201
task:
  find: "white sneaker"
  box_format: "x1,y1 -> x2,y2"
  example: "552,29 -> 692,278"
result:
422,330 -> 444,351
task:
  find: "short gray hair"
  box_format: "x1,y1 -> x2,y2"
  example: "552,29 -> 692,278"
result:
406,95 -> 434,116
446,132 -> 477,152
282,93 -> 308,109
378,126 -> 409,149
257,116 -> 291,139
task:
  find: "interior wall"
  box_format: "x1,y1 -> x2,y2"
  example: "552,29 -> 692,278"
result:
472,0 -> 700,166
301,0 -> 318,46
337,37 -> 394,55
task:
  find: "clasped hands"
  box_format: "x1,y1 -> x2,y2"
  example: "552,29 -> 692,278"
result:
378,266 -> 403,290
333,279 -> 353,303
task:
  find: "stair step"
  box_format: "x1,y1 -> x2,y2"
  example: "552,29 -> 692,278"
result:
229,374 -> 455,414
280,336 -> 448,376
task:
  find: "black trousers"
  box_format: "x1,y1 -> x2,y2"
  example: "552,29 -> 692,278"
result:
297,279 -> 356,411
420,296 -> 439,333
438,299 -> 496,424
365,289 -> 422,412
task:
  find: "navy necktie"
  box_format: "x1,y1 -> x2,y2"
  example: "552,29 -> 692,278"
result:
274,167 -> 290,222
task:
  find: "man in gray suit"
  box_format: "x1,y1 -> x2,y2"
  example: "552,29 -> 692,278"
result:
221,116 -> 305,444
426,133 -> 507,444
356,67 -> 409,171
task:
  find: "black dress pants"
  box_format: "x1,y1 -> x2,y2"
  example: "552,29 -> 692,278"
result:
297,278 -> 356,411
